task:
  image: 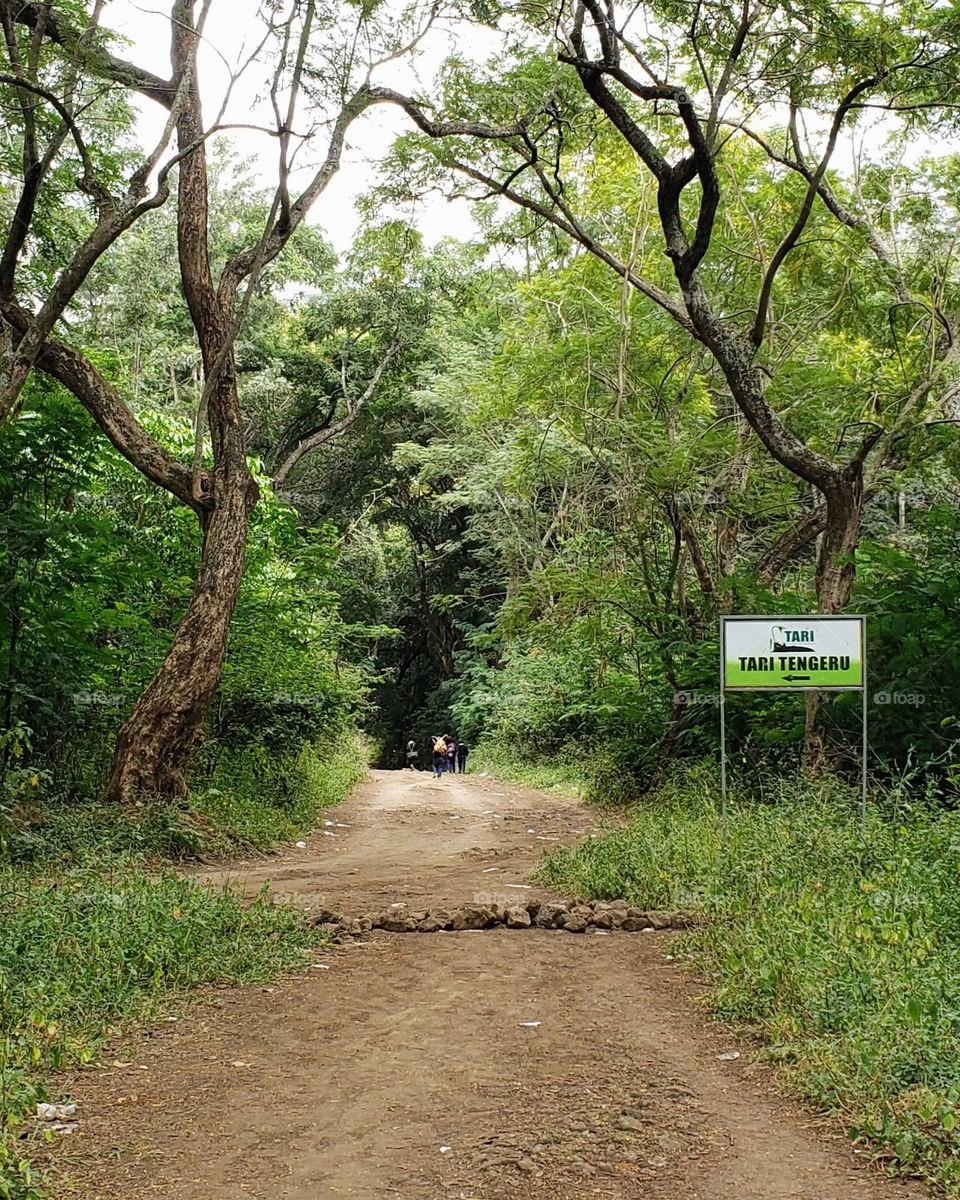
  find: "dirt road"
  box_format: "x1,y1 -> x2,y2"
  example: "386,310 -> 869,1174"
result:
60,770 -> 926,1199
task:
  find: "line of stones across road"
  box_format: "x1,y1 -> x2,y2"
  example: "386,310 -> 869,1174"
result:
312,898 -> 697,938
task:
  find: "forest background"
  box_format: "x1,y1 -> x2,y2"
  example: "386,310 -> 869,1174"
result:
3,0 -> 960,1194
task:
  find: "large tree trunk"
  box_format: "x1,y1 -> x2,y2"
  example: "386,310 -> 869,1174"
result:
803,475 -> 863,768
102,0 -> 257,807
104,462 -> 258,803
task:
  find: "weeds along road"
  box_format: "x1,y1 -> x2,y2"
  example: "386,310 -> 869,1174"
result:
61,771 -> 927,1200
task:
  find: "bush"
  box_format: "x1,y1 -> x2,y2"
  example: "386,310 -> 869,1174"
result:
4,730 -> 368,865
539,767 -> 960,1191
194,729 -> 369,851
469,742 -> 587,795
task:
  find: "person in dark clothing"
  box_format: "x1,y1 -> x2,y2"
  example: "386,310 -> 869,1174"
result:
456,740 -> 469,773
446,736 -> 458,775
405,740 -> 419,771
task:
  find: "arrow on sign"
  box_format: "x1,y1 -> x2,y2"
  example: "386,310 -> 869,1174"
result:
782,674 -> 811,682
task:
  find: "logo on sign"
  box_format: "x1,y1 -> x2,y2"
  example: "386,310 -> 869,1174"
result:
769,625 -> 814,653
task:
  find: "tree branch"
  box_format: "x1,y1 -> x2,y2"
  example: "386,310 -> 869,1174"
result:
273,339 -> 403,484
0,0 -> 175,108
750,76 -> 880,347
0,297 -> 205,511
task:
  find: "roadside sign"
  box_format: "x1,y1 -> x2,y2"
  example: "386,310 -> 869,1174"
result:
721,615 -> 864,691
718,614 -> 868,842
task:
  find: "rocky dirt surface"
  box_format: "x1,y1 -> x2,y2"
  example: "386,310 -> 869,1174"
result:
53,770 -> 928,1200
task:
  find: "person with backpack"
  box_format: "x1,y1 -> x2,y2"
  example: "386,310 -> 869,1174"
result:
432,735 -> 447,778
446,736 -> 458,775
456,740 -> 469,773
405,739 -> 419,771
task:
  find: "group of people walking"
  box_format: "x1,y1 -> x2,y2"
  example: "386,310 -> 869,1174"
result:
405,734 -> 469,776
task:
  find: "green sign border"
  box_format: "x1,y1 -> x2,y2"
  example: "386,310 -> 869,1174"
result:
720,614 -> 866,692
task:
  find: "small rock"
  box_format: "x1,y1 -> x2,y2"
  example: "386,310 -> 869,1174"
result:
591,910 -> 613,929
622,914 -> 653,932
359,916 -> 373,932
610,899 -> 629,912
37,1103 -> 76,1122
617,1115 -> 644,1132
380,913 -> 419,933
418,915 -> 446,933
562,913 -> 588,933
526,899 -> 543,919
648,911 -> 673,930
517,1157 -> 536,1174
534,901 -> 569,929
450,905 -> 496,931
505,905 -> 532,928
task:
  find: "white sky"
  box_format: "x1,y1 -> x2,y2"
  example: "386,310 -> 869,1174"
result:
103,2 -> 923,262
107,0 -> 495,255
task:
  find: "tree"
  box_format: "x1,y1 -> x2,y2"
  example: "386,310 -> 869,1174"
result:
373,0 -> 960,760
0,0 -> 438,801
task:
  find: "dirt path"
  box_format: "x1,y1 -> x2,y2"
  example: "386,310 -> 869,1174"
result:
59,770 -> 926,1200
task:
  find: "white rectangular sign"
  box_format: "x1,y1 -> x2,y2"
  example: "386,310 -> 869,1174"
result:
721,615 -> 865,691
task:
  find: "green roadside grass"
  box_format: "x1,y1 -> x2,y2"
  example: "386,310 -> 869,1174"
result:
0,730 -> 368,1199
7,731 -> 370,865
537,764 -> 960,1193
0,868 -> 316,1199
469,743 -> 586,796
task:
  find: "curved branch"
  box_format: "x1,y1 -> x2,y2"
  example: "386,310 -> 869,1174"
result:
750,76 -> 880,347
2,297 -> 205,510
756,503 -> 826,585
272,340 -> 402,484
0,0 -> 175,108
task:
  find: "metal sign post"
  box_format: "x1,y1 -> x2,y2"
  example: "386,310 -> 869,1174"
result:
719,615 -> 867,844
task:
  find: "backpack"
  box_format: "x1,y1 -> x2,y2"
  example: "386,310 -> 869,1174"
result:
433,737 -> 446,755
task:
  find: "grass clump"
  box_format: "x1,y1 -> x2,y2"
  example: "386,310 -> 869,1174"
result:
0,864 -> 316,1198
539,765 -> 960,1192
6,730 -> 368,865
193,729 -> 369,852
470,743 -> 586,796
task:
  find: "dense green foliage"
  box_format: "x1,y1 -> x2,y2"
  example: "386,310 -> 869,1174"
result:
539,769 -> 960,1189
2,0 -> 960,1194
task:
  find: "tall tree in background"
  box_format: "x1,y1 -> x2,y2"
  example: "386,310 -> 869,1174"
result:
377,0 -> 960,760
0,0 -> 436,800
